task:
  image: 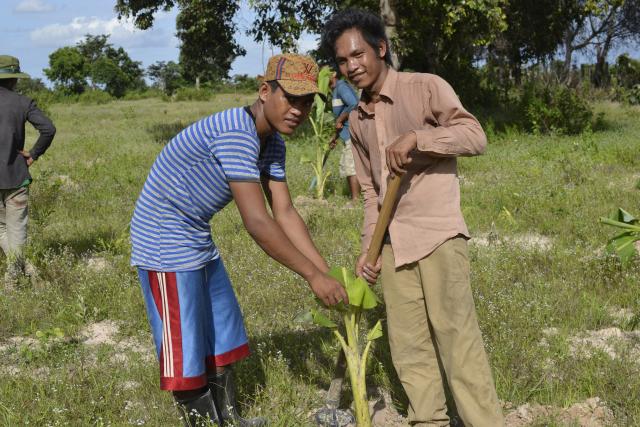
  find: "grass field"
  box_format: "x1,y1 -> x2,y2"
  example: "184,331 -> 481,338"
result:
0,95 -> 639,426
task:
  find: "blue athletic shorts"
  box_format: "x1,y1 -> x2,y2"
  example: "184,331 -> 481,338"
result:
137,258 -> 250,390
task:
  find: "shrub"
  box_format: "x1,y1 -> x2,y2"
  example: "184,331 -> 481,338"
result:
173,87 -> 214,101
25,90 -> 56,117
613,54 -> 640,89
616,84 -> 640,106
520,82 -> 593,135
628,84 -> 640,105
146,121 -> 187,144
122,88 -> 165,100
78,90 -> 113,105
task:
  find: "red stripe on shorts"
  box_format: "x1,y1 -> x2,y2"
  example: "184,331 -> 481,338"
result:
164,272 -> 184,379
206,343 -> 251,370
148,272 -> 185,381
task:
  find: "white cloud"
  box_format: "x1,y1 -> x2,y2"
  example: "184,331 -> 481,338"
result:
14,0 -> 55,13
30,15 -> 177,49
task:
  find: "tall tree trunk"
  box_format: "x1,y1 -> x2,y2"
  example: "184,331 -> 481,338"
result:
379,0 -> 400,69
562,33 -> 575,84
593,30 -> 613,88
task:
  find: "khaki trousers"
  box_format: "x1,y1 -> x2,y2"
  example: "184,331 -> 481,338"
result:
380,237 -> 504,427
0,187 -> 29,276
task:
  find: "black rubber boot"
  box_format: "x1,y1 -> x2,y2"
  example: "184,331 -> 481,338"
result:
209,368 -> 267,427
175,388 -> 221,426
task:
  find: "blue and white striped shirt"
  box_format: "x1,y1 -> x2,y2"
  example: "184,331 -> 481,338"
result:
130,107 -> 286,271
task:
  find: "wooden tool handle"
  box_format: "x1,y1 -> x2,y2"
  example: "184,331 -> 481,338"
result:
365,174 -> 402,264
324,174 -> 403,411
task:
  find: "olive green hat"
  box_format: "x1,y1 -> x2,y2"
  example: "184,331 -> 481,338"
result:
0,55 -> 30,79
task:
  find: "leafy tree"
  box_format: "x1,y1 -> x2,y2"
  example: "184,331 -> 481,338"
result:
147,60 -> 184,94
177,0 -> 245,86
229,74 -> 260,92
488,0 -> 576,85
45,35 -> 144,96
16,77 -> 47,95
613,52 -> 640,87
114,0 -> 178,30
89,57 -> 129,97
44,46 -> 87,94
115,0 -> 245,85
77,35 -> 145,95
561,0 -> 640,86
77,34 -> 111,65
393,0 -> 507,78
248,0 -> 342,52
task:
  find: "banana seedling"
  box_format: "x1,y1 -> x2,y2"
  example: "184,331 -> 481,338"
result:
600,208 -> 640,265
297,266 -> 382,427
302,66 -> 334,199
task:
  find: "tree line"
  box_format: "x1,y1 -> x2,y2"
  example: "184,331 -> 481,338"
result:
37,34 -> 260,97
113,0 -> 639,88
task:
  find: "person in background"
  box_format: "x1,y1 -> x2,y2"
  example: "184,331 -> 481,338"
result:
329,72 -> 360,203
0,55 -> 55,289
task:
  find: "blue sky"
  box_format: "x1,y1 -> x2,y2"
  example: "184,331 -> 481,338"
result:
1,0 -> 319,85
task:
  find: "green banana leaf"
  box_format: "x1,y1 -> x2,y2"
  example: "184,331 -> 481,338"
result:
366,320 -> 384,341
328,266 -> 381,309
311,308 -> 337,328
607,231 -> 639,265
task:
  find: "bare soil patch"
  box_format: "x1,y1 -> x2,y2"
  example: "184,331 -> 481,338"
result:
471,233 -> 553,251
568,327 -> 640,360
85,255 -> 111,272
80,320 -> 154,363
504,397 -> 614,426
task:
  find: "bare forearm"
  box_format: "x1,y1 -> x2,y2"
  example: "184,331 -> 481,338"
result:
245,214 -> 321,281
276,209 -> 329,273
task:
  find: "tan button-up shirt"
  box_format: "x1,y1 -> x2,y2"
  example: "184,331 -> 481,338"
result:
349,68 -> 487,267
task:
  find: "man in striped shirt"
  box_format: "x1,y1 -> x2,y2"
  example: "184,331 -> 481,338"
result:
130,54 -> 348,426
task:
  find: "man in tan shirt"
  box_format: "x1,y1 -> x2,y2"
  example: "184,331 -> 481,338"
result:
322,9 -> 504,427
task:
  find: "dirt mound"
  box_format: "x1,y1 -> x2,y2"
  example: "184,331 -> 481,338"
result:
505,397 -> 614,426
471,233 -> 553,251
86,255 -> 111,272
81,320 -> 119,346
608,306 -> 635,325
0,336 -> 39,353
369,389 -> 409,427
568,327 -> 640,360
80,320 -> 153,363
293,195 -> 330,220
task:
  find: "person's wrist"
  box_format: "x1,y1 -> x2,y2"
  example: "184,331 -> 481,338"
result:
409,131 -> 418,150
302,265 -> 322,284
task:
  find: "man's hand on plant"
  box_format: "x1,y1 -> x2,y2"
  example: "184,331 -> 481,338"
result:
19,150 -> 34,167
309,271 -> 349,306
356,253 -> 381,285
385,131 -> 417,177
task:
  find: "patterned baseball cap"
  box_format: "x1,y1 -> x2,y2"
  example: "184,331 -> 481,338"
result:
264,54 -> 320,97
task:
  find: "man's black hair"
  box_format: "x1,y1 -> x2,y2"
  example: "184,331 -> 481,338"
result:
321,8 -> 393,67
267,80 -> 280,92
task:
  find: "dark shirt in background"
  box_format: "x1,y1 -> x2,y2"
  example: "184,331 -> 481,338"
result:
0,85 -> 55,189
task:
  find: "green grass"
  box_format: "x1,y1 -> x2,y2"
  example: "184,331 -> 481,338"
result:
0,96 -> 639,425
